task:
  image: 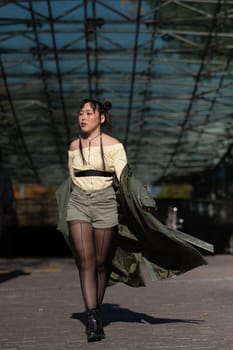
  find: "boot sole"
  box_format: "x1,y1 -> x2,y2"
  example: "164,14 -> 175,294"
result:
87,336 -> 102,342
87,333 -> 102,342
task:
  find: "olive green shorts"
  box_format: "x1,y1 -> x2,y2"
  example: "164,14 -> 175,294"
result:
66,185 -> 118,228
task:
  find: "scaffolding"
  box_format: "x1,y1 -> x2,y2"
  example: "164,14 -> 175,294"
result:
0,0 -> 233,186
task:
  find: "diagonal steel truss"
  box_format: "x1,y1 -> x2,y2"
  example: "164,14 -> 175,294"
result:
0,0 -> 233,187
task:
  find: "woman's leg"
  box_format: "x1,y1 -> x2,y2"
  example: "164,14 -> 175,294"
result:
69,220 -> 97,310
94,226 -> 116,306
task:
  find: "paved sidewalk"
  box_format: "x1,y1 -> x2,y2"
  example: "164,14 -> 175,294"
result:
0,254 -> 232,350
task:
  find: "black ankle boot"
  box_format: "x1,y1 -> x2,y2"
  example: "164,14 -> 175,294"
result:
86,308 -> 102,342
96,306 -> 105,340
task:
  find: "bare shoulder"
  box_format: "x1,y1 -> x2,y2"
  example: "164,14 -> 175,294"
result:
69,139 -> 79,151
102,133 -> 121,146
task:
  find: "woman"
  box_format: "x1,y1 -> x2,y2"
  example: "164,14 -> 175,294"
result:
56,98 -> 213,343
66,98 -> 127,342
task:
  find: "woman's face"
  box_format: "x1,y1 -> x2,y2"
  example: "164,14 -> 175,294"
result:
78,102 -> 104,135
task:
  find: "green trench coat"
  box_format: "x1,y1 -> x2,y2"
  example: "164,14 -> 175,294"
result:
55,164 -> 214,287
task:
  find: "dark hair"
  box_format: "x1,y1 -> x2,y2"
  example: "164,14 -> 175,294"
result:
79,98 -> 112,131
78,98 -> 113,170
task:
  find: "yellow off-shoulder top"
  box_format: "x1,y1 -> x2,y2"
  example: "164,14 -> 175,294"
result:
68,143 -> 127,191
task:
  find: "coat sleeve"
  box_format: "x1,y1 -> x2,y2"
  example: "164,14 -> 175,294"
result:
55,177 -> 75,253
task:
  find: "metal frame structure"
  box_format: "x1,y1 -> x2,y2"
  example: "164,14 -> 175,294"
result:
0,0 -> 233,187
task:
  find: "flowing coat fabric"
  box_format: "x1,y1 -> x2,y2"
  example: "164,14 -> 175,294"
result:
55,164 -> 214,287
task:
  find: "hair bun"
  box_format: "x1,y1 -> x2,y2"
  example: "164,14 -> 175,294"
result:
103,101 -> 112,111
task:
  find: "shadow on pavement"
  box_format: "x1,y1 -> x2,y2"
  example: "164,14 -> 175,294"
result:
0,269 -> 30,283
71,303 -> 204,326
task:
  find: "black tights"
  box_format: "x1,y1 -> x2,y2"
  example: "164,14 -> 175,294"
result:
69,220 -> 116,310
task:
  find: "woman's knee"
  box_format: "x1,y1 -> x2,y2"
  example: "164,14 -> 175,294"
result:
79,254 -> 96,271
96,258 -> 107,273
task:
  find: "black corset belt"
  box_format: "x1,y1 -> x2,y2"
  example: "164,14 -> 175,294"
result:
74,169 -> 114,177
